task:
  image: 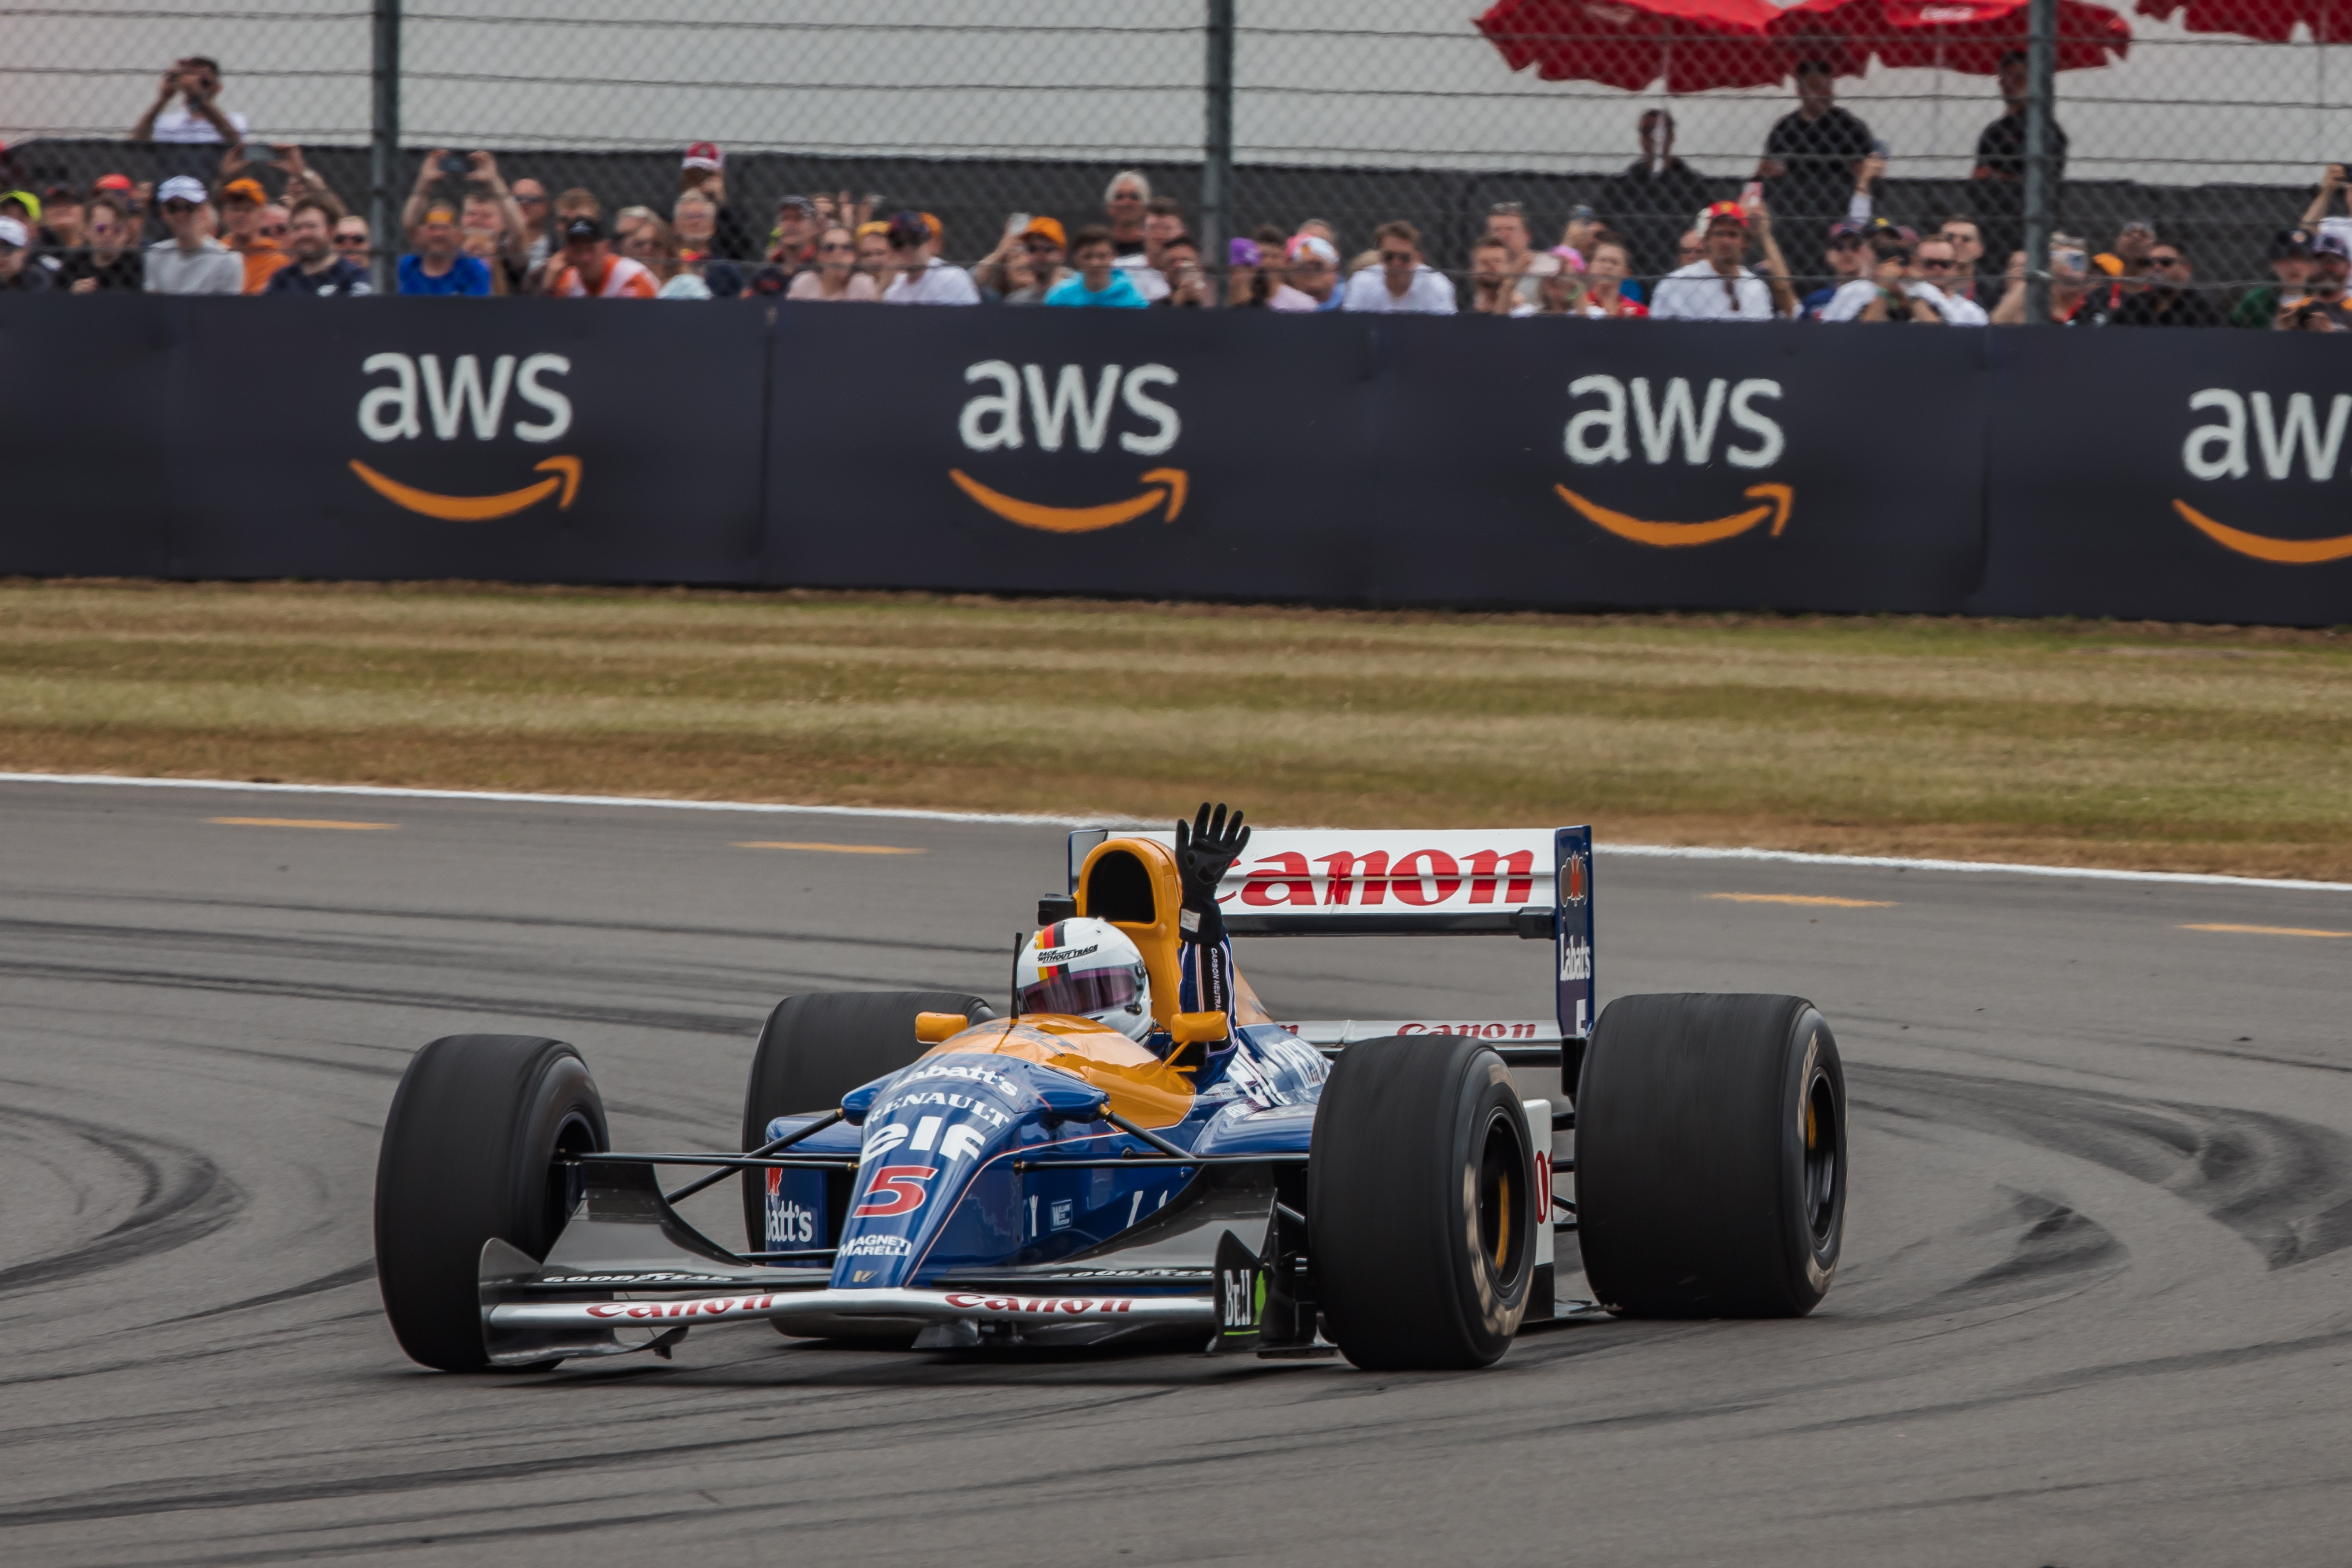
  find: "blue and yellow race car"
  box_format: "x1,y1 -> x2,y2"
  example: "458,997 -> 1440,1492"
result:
373,822 -> 1846,1372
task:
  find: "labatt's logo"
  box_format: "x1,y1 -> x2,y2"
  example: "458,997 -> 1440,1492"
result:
352,352 -> 580,520
2177,388 -> 2352,563
952,360 -> 1185,533
1555,374 -> 1794,546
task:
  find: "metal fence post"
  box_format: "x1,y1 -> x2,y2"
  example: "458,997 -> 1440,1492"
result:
2022,0 -> 2056,324
1203,0 -> 1235,287
370,0 -> 401,297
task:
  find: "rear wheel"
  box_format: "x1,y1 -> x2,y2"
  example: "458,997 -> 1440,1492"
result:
1310,1034 -> 1536,1371
740,990 -> 994,1341
374,1035 -> 607,1371
1574,993 -> 1845,1318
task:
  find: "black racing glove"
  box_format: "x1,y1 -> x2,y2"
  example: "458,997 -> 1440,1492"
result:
1173,800 -> 1249,945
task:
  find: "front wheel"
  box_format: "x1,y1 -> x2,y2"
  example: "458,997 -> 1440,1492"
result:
1574,993 -> 1845,1318
1310,1034 -> 1536,1371
374,1035 -> 608,1371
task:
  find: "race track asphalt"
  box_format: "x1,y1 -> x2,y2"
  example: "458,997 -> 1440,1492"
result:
3,778 -> 2349,1567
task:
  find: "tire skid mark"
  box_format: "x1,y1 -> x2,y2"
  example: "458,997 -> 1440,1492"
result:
0,1107 -> 245,1297
1946,1190 -> 2126,1298
155,1260 -> 376,1326
1853,1063 -> 2352,1269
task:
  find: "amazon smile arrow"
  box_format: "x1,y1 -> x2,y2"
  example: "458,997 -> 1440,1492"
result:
2174,499 -> 2352,565
350,455 -> 582,522
1555,482 -> 1794,547
950,468 -> 1188,533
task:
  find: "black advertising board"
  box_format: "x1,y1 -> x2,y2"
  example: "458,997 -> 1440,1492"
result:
163,296 -> 767,582
767,303 -> 1379,600
7,295 -> 2352,627
1978,329 -> 2352,625
0,296 -> 175,576
1366,317 -> 1988,613
767,307 -> 1988,615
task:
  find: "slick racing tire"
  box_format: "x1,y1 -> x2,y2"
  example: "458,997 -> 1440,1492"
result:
738,989 -> 996,1261
374,1035 -> 608,1372
1310,1033 -> 1537,1371
1575,993 -> 1845,1318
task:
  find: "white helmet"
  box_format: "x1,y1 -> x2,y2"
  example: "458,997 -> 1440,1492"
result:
1016,917 -> 1153,1041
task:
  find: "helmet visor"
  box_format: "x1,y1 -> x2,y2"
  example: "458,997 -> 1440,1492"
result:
1021,965 -> 1141,1019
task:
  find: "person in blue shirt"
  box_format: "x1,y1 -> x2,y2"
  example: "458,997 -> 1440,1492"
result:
397,203 -> 491,296
1044,225 -> 1148,308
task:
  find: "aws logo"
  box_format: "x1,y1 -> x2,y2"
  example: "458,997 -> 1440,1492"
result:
952,360 -> 1185,533
2178,389 -> 2352,563
1556,374 -> 1795,547
352,352 -> 581,521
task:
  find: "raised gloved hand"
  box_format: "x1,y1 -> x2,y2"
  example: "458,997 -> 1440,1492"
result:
1173,801 -> 1249,926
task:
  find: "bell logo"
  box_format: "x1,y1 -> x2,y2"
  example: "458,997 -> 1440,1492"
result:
1555,374 -> 1795,547
349,352 -> 582,521
951,360 -> 1186,533
2176,388 -> 2352,563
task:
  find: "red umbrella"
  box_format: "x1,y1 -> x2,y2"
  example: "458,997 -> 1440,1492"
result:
1475,0 -> 1793,93
2133,0 -> 2349,42
1772,0 -> 2132,72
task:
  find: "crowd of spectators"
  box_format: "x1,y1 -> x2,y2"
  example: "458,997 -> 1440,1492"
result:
0,49 -> 2342,330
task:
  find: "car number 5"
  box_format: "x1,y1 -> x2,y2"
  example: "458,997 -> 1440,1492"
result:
854,1164 -> 936,1218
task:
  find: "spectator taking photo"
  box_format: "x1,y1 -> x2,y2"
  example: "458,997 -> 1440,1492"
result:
131,56 -> 248,146
880,210 -> 979,304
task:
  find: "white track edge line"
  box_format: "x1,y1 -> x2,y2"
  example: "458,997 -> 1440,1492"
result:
4,771 -> 2347,895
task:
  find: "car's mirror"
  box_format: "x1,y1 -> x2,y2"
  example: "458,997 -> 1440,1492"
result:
1169,1011 -> 1229,1046
840,1079 -> 887,1125
1034,1074 -> 1110,1125
913,1011 -> 969,1044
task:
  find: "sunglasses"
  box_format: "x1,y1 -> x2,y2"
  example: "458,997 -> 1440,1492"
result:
516,194 -> 547,206
333,233 -> 368,246
2148,253 -> 2184,266
257,223 -> 288,237
1918,256 -> 1954,269
819,240 -> 853,252
1380,249 -> 1415,263
163,201 -> 198,214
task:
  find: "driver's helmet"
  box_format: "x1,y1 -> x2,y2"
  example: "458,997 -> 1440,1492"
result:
1016,917 -> 1153,1041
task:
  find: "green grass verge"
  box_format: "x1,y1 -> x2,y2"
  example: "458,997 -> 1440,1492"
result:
3,578 -> 2348,878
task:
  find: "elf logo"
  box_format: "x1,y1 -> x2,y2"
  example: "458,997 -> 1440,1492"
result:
1557,375 -> 1795,547
2177,389 -> 2352,563
952,360 -> 1186,533
350,352 -> 581,521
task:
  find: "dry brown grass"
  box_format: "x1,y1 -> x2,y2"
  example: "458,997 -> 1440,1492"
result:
4,578 -> 2348,878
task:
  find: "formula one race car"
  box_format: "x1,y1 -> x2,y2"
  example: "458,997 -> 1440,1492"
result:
373,823 -> 1847,1372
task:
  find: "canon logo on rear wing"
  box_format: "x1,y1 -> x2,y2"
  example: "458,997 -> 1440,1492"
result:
1066,824 -> 1598,1040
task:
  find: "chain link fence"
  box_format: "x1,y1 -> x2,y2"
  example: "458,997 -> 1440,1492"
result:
6,0 -> 2351,305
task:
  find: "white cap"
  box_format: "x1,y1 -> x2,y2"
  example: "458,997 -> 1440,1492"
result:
0,216 -> 25,249
157,175 -> 209,206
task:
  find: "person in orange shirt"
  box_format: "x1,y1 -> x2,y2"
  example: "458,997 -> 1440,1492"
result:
219,177 -> 290,292
542,214 -> 657,298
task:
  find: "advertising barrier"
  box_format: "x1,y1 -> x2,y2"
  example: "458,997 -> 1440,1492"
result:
2,295 -> 2348,626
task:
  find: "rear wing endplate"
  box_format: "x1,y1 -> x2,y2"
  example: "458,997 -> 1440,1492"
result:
1067,826 -> 1595,1040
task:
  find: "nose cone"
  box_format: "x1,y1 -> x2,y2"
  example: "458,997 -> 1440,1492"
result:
830,1055 -> 1040,1290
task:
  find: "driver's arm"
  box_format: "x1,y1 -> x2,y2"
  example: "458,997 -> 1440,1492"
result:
1170,801 -> 1250,1068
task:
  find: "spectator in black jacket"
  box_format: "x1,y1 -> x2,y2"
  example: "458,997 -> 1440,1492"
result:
55,195 -> 143,291
1757,63 -> 1874,238
1972,51 -> 2068,262
2110,242 -> 2223,326
263,199 -> 374,295
1600,109 -> 1714,280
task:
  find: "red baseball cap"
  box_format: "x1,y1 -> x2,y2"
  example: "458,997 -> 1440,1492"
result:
1703,200 -> 1748,229
94,173 -> 135,192
682,141 -> 723,170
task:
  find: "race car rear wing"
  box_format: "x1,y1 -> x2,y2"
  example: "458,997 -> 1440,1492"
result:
1067,826 -> 1596,1040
